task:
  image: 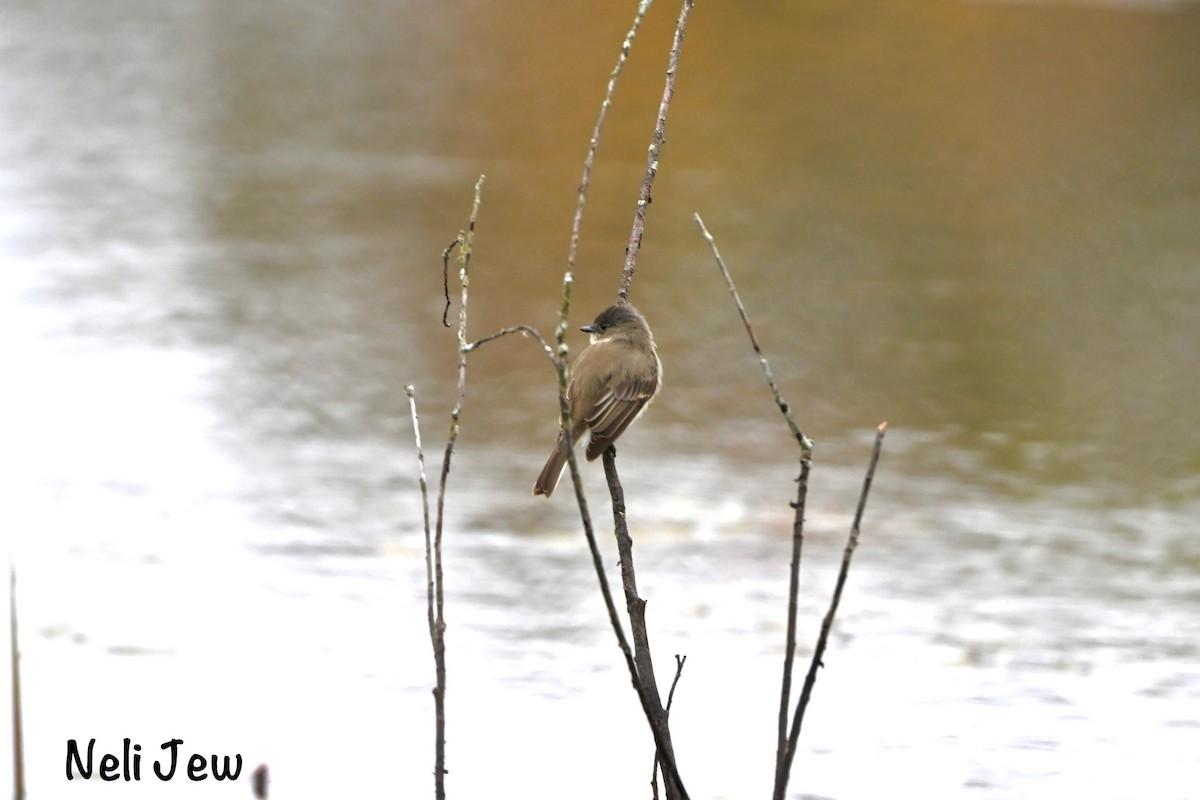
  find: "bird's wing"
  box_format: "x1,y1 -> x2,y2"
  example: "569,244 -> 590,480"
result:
583,372 -> 658,461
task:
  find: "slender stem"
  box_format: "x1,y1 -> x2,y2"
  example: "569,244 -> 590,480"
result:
531,0 -> 660,745
462,325 -> 555,360
568,452 -> 681,785
652,655 -> 688,798
619,0 -> 694,304
665,654 -> 687,715
405,383 -> 443,796
558,4 -> 693,797
564,447 -> 688,798
602,449 -> 687,800
440,239 -> 456,328
694,212 -> 821,799
405,384 -> 434,657
10,562 -> 25,800
779,424 -> 887,789
556,4 -> 689,795
559,0 -> 658,479
694,214 -> 811,454
426,174 -> 485,800
772,456 -> 810,800
566,0 -> 652,289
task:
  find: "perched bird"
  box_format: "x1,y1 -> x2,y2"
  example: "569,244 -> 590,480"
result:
533,304 -> 662,498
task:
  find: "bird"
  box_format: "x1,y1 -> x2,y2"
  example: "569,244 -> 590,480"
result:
533,303 -> 661,498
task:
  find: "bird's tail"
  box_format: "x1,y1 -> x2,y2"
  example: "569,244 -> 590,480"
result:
533,435 -> 571,498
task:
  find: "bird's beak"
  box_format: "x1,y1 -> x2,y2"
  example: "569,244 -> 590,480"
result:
579,323 -> 597,334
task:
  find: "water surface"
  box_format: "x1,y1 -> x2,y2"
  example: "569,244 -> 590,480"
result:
3,1 -> 1198,797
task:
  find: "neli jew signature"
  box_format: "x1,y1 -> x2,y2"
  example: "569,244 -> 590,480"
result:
66,738 -> 243,782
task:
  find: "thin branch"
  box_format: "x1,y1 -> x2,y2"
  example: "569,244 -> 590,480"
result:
440,239 -> 457,328
436,175 -> 485,533
565,0 -> 652,299
698,210 -> 888,795
584,4 -> 696,798
551,3 -> 691,795
423,174 -> 485,800
406,382 -> 443,795
462,325 -> 555,361
555,442 -> 690,800
405,384 -> 434,647
549,0 -> 655,459
603,448 -> 688,800
552,3 -> 694,797
694,214 -> 812,454
618,0 -> 694,304
558,0 -> 661,480
544,0 -> 657,734
551,0 -> 648,505
10,562 -> 25,800
772,456 -> 811,800
651,655 -> 688,800
694,213 -> 822,800
665,654 -> 687,715
779,423 -> 888,787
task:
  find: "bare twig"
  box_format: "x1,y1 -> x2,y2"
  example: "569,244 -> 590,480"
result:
571,4 -> 697,798
696,216 -> 888,794
666,654 -> 687,714
437,174 -> 485,538
769,456 -> 812,798
565,0 -> 652,307
651,654 -> 688,799
547,3 -> 692,796
405,384 -> 434,649
603,448 -> 687,800
406,382 -> 444,796
440,239 -> 457,328
554,0 -> 659,550
462,325 -> 555,361
618,0 -> 694,304
694,218 -> 819,788
694,213 -> 814,797
417,174 -> 485,800
565,453 -> 665,744
556,0 -> 666,470
779,423 -> 887,788
553,2 -> 646,756
569,450 -> 688,800
10,562 -> 25,800
534,2 -> 695,796
541,437 -> 690,800
694,214 -> 811,454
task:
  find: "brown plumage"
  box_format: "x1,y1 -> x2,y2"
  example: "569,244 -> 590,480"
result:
533,304 -> 661,498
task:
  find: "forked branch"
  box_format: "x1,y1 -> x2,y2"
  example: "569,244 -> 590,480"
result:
694,213 -> 886,800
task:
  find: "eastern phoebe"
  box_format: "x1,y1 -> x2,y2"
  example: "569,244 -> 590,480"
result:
533,304 -> 662,498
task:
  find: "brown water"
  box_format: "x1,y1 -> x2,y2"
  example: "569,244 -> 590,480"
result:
3,1 -> 1198,798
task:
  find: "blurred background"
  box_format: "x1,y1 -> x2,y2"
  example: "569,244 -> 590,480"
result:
2,0 -> 1198,797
